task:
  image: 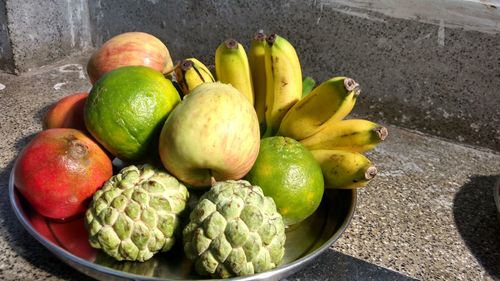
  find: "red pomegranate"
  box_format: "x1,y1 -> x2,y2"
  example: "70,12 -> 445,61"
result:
43,92 -> 88,131
14,128 -> 113,219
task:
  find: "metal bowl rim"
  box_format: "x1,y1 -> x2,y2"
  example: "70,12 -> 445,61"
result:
9,168 -> 357,281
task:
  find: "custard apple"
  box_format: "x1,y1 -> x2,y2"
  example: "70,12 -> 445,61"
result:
85,164 -> 189,262
183,180 -> 286,278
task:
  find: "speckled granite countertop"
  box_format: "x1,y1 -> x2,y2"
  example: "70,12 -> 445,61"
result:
0,51 -> 499,281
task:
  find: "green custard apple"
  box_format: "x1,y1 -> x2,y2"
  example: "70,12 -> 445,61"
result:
85,164 -> 189,262
183,180 -> 286,278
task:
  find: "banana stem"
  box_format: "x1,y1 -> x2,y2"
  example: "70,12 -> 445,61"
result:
262,128 -> 274,138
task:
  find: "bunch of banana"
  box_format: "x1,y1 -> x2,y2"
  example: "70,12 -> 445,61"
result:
213,31 -> 387,189
174,58 -> 214,96
276,76 -> 387,189
278,76 -> 360,140
214,33 -> 303,137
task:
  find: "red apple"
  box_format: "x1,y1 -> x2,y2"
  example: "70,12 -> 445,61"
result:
87,32 -> 174,84
43,92 -> 88,131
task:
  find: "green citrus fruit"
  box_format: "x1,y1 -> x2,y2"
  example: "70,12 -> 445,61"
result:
245,136 -> 324,226
84,66 -> 180,161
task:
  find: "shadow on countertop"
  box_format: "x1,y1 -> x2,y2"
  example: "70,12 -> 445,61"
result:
0,134 -> 94,281
453,175 -> 500,280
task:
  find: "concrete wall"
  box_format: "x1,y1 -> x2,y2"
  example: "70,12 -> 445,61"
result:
0,0 -> 499,151
2,0 -> 91,73
87,0 -> 500,151
0,0 -> 14,73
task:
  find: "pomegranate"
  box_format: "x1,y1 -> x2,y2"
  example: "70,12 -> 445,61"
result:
14,128 -> 112,219
43,92 -> 88,131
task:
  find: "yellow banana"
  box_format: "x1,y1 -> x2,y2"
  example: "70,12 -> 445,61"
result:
300,119 -> 388,152
311,150 -> 377,189
262,34 -> 302,137
249,30 -> 268,135
277,77 -> 360,140
174,58 -> 215,96
215,39 -> 254,104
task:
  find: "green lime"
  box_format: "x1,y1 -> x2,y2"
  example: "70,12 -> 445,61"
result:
84,66 -> 180,161
245,136 -> 324,226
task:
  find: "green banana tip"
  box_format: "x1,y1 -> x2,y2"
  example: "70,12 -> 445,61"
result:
303,76 -> 315,83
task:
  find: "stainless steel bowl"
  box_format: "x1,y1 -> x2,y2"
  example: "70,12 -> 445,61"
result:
9,168 -> 356,281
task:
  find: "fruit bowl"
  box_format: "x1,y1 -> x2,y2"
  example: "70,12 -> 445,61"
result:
9,168 -> 356,281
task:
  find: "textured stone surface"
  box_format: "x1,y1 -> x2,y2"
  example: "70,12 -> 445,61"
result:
0,0 -> 14,73
4,0 -> 91,72
333,127 -> 500,280
86,0 -> 500,151
0,0 -> 498,150
87,0 -> 177,47
288,250 -> 417,281
0,50 -> 499,280
0,52 -> 92,281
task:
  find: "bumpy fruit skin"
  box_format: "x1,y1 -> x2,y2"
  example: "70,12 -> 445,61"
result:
43,92 -> 88,131
85,164 -> 189,262
14,128 -> 112,219
183,180 -> 286,278
87,32 -> 174,84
